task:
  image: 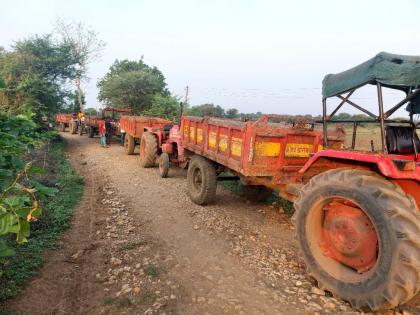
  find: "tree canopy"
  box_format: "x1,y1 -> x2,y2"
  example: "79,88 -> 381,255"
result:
187,103 -> 226,118
143,94 -> 180,120
97,59 -> 169,113
0,34 -> 84,120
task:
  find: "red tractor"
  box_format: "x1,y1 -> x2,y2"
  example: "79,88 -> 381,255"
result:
83,107 -> 132,138
158,53 -> 420,311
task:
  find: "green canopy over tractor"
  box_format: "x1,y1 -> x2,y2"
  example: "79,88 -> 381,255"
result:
322,52 -> 420,114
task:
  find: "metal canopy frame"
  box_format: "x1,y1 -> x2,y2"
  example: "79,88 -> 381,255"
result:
322,83 -> 420,157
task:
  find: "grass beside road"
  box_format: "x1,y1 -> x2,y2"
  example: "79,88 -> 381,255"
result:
0,137 -> 83,303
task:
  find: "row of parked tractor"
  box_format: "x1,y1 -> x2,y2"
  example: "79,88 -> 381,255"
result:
55,53 -> 420,312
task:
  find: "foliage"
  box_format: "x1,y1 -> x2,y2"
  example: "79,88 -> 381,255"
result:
225,108 -> 239,119
67,90 -> 86,113
55,19 -> 105,111
0,138 -> 83,302
142,94 -> 180,120
0,35 -> 82,121
0,115 -> 58,258
239,111 -> 263,121
97,59 -> 169,113
331,112 -> 371,121
186,104 -> 242,119
84,107 -> 98,116
187,103 -> 226,118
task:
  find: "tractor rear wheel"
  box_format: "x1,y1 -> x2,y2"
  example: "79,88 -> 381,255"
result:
187,156 -> 217,205
59,122 -> 65,132
241,185 -> 272,202
125,134 -> 135,155
293,168 -> 420,311
139,132 -> 158,168
88,126 -> 95,138
159,153 -> 170,178
70,121 -> 77,134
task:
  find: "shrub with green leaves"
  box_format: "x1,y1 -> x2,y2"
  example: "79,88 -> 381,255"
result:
0,115 -> 57,257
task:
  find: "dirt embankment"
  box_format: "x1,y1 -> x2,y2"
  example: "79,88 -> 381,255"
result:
7,133 -> 419,315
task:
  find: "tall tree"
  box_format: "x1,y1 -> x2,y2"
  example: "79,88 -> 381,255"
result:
143,94 -> 180,120
55,20 -> 105,110
225,108 -> 239,119
97,59 -> 169,113
188,103 -> 225,117
0,35 -> 80,120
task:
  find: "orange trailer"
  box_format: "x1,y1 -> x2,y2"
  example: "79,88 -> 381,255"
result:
120,115 -> 172,156
180,114 -> 333,200
174,52 -> 420,312
55,113 -> 77,132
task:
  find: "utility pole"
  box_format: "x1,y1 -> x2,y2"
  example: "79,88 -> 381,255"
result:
184,85 -> 189,105
178,86 -> 189,124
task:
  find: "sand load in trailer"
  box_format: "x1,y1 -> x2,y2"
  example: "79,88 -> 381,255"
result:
181,115 -> 334,197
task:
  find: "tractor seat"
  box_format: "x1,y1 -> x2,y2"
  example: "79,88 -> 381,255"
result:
386,126 -> 420,155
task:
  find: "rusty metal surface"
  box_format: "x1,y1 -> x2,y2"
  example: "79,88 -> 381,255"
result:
120,115 -> 172,139
320,201 -> 378,273
55,113 -> 76,123
181,115 -> 324,187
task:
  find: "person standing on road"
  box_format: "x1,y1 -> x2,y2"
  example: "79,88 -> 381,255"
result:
105,117 -> 112,145
100,122 -> 107,147
120,125 -> 126,146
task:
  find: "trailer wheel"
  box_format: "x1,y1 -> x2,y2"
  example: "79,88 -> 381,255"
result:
159,153 -> 170,178
241,185 -> 273,202
124,134 -> 135,155
70,121 -> 77,134
88,126 -> 94,138
59,122 -> 65,132
187,156 -> 217,205
293,168 -> 420,311
139,132 -> 158,168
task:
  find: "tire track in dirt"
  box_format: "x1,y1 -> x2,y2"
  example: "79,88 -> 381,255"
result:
7,133 -> 419,315
8,139 -> 111,314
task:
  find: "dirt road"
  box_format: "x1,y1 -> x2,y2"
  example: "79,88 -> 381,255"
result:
8,133 -> 420,315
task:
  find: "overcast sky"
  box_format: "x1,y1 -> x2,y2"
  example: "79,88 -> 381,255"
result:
1,0 -> 420,116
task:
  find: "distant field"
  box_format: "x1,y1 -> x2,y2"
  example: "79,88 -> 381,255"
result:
315,123 -> 420,152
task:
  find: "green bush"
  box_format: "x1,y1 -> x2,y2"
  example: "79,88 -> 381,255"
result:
0,138 -> 83,302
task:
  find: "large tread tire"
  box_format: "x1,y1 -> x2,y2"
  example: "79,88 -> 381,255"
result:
59,122 -> 65,132
70,121 -> 77,134
159,153 -> 170,178
293,168 -> 420,311
187,156 -> 217,205
124,134 -> 135,155
88,126 -> 94,138
139,132 -> 158,168
241,185 -> 273,202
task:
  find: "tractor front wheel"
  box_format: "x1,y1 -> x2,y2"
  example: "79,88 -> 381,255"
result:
88,126 -> 95,138
159,153 -> 170,178
139,132 -> 158,168
293,168 -> 420,311
125,134 -> 135,155
70,121 -> 77,134
187,156 -> 217,205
